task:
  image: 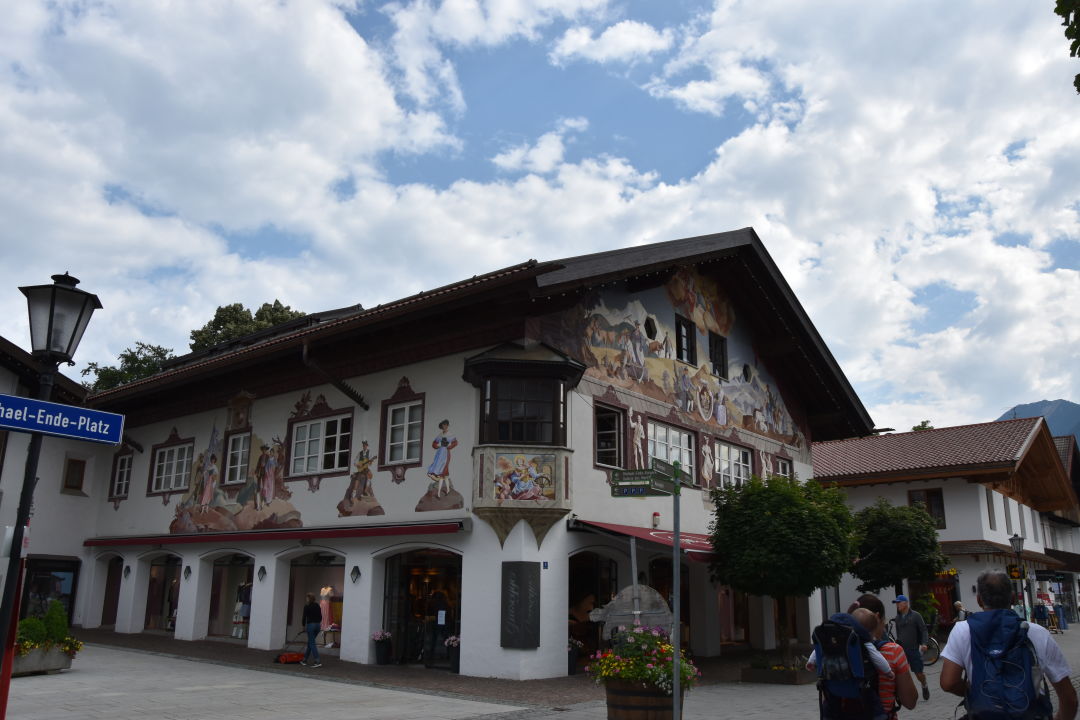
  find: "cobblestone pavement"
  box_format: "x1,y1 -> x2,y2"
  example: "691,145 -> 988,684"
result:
11,626 -> 1080,719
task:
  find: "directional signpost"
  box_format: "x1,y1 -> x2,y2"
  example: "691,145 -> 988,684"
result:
610,457 -> 686,720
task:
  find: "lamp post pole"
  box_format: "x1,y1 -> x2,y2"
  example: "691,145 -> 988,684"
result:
1010,534 -> 1027,621
0,273 -> 99,719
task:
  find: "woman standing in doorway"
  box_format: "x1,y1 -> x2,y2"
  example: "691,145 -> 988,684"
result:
301,592 -> 322,668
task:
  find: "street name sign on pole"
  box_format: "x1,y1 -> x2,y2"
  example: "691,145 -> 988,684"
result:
613,457 -> 684,719
0,393 -> 124,445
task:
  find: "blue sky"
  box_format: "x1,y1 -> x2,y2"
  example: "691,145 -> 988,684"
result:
0,0 -> 1078,432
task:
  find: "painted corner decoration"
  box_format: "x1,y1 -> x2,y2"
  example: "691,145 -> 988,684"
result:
493,453 -> 555,504
541,267 -> 807,454
415,418 -> 464,511
338,439 -> 385,517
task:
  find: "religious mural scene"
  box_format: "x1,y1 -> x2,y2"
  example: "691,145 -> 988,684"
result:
415,418 -> 464,511
492,453 -> 556,503
541,268 -> 805,449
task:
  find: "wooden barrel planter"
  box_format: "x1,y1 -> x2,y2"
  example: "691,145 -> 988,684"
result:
604,680 -> 684,720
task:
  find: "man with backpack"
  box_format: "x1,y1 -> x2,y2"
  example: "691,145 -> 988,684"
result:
940,570 -> 1077,720
892,594 -> 931,701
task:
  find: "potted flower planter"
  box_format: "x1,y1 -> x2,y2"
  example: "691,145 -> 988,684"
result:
374,639 -> 392,665
449,645 -> 460,674
604,679 -> 684,720
12,647 -> 72,677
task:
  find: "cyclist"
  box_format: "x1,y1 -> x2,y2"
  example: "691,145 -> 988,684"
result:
892,595 -> 930,701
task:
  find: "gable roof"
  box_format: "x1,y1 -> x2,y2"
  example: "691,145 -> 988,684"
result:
88,228 -> 872,440
812,417 -> 1076,511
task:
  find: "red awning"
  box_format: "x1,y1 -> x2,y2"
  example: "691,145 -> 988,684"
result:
572,519 -> 715,560
83,521 -> 467,547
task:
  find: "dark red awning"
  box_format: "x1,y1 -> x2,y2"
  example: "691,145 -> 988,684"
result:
571,519 -> 715,560
83,521 -> 466,547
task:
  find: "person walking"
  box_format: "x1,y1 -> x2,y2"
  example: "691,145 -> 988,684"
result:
301,592 -> 322,668
892,594 -> 930,700
852,594 -> 918,719
940,570 -> 1077,720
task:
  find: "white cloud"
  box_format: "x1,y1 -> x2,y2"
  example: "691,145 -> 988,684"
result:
491,117 -> 589,173
549,20 -> 674,65
0,0 -> 1078,439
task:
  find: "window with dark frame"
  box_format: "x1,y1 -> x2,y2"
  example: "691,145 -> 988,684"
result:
224,432 -> 251,485
595,405 -> 624,468
708,332 -> 728,378
646,420 -> 695,481
151,443 -> 194,493
1031,508 -> 1040,543
715,441 -> 751,488
1004,496 -> 1013,534
385,400 -> 423,464
985,487 -> 996,531
1018,502 -> 1027,538
675,316 -> 696,365
908,488 -> 946,529
480,377 -> 566,445
290,415 -> 351,475
774,457 -> 793,478
63,458 -> 86,492
111,453 -> 132,498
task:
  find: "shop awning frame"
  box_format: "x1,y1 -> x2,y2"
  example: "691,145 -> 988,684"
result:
83,520 -> 470,547
568,518 -> 716,561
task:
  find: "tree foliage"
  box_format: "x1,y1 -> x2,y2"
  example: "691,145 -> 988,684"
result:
188,300 -> 304,351
851,498 -> 948,593
1056,0 -> 1080,94
81,342 -> 175,392
911,420 -> 934,431
709,475 -> 855,599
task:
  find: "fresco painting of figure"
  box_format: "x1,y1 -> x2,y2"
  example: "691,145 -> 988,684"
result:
338,440 -> 385,517
415,419 -> 464,511
492,453 -> 555,504
540,268 -> 805,447
171,419 -> 303,534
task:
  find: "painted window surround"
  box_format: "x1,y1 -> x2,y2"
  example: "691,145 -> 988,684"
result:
146,429 -> 195,497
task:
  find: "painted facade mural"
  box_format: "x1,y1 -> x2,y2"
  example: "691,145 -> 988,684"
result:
415,418 -> 464,511
541,267 -> 806,451
492,453 -> 556,503
337,439 -> 385,517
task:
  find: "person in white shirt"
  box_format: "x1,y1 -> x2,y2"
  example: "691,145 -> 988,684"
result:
940,570 -> 1077,720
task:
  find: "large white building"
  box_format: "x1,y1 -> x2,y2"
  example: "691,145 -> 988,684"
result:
1,229 -> 874,678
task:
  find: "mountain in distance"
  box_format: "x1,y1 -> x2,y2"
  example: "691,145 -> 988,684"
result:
996,399 -> 1080,445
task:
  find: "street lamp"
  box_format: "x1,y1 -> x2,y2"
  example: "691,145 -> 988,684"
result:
1009,533 -> 1028,620
0,274 -> 100,670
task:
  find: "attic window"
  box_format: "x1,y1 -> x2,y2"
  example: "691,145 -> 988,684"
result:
675,316 -> 696,365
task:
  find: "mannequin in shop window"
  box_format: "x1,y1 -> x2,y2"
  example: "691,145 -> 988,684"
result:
236,582 -> 252,639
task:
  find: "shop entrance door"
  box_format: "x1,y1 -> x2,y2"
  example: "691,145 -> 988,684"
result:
384,549 -> 461,668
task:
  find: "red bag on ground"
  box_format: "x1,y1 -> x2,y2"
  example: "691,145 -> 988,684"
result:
275,652 -> 305,664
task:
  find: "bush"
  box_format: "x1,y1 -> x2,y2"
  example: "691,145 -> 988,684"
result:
16,617 -> 47,648
43,600 -> 69,643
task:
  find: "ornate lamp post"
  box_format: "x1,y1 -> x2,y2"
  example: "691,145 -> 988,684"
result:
0,274 -> 100,667
1010,533 -> 1028,620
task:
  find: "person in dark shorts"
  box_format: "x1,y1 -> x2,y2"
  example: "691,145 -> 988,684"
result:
892,595 -> 929,700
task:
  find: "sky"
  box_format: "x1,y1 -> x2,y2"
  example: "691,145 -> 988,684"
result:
1,0 -> 1078,434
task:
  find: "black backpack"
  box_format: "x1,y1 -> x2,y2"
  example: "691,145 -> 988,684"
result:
812,614 -> 883,720
965,610 -> 1053,720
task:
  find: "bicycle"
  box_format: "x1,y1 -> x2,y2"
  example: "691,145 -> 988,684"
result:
885,618 -> 940,666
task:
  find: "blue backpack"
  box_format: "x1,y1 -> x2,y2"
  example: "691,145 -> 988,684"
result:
813,613 -> 884,720
965,609 -> 1053,720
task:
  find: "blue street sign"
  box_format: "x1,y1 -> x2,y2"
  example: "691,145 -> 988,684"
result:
0,393 -> 124,445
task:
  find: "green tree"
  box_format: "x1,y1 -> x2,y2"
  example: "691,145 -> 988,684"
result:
1056,0 -> 1080,94
709,475 -> 854,660
189,300 -> 304,351
851,498 -> 948,594
911,420 -> 934,431
81,342 -> 175,392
